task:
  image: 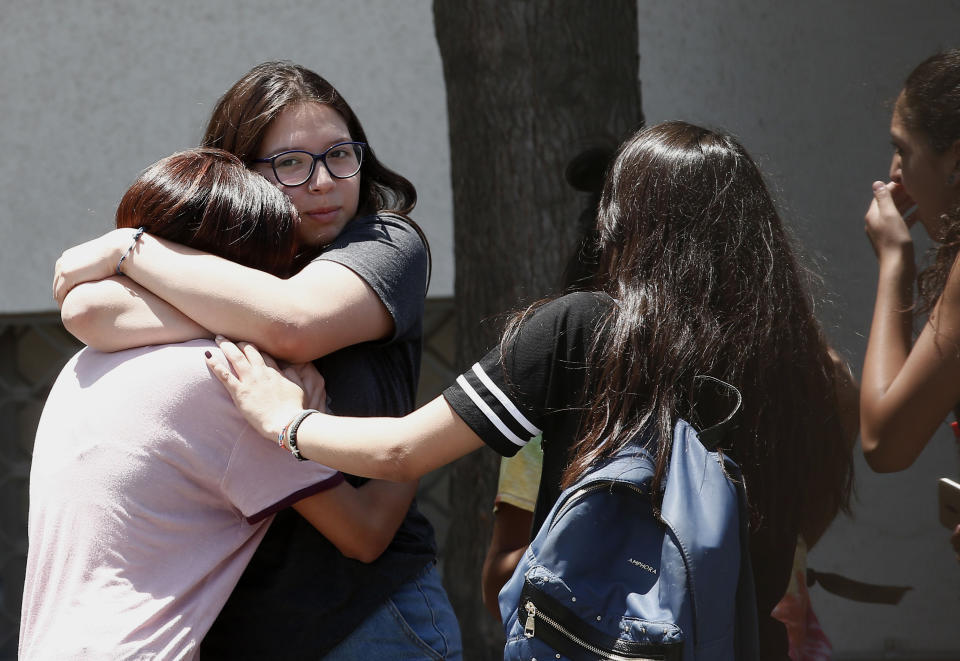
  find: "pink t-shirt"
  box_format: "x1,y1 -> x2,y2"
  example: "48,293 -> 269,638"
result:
20,340 -> 342,660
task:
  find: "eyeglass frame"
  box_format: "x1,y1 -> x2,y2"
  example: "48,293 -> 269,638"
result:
253,141 -> 366,187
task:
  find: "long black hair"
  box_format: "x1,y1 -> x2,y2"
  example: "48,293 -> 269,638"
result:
554,121 -> 852,539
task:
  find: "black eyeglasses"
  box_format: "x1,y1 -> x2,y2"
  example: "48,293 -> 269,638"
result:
254,141 -> 365,187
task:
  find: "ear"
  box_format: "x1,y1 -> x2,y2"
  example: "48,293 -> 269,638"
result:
950,139 -> 960,184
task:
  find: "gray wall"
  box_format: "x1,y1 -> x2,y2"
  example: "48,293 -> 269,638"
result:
0,0 -> 453,310
2,0 -> 959,656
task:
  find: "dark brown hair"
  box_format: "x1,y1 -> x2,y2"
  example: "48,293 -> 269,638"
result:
901,50 -> 960,314
515,122 -> 853,540
116,148 -> 298,277
201,61 -> 417,220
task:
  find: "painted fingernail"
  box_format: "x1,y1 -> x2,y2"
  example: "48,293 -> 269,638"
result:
215,335 -> 225,342
204,351 -> 212,359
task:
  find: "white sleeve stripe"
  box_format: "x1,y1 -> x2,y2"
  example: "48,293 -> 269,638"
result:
455,374 -> 527,447
471,363 -> 542,436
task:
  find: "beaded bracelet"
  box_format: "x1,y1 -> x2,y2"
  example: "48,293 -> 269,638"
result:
286,409 -> 320,462
277,420 -> 293,449
116,227 -> 146,276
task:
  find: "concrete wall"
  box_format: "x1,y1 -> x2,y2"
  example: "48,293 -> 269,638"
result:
0,0 -> 453,310
2,0 -> 959,656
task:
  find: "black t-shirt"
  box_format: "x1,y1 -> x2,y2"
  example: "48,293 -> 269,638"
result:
443,289 -> 791,660
202,214 -> 435,658
444,290 -> 610,530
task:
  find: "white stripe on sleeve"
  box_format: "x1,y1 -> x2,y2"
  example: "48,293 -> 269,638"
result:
471,364 -> 542,436
455,374 -> 527,447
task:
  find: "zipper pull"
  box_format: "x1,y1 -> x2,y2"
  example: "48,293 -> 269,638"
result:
523,600 -> 536,638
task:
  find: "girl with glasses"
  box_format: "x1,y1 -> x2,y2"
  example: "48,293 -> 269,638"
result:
206,121 -> 856,660
51,62 -> 459,660
22,148 -> 419,658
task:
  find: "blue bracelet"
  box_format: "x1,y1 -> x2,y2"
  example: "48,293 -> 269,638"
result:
116,227 -> 146,276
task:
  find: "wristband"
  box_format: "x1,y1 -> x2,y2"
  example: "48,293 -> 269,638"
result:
116,227 -> 146,275
286,409 -> 320,462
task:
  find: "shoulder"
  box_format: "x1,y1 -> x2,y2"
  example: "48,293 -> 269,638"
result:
514,291 -> 613,345
313,213 -> 427,286
319,213 -> 426,258
536,291 -> 612,322
98,340 -> 233,406
312,214 -> 429,324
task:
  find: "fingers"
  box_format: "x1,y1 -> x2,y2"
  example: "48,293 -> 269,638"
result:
214,335 -> 251,375
283,365 -> 305,389
296,363 -> 324,389
872,181 -> 899,214
53,257 -> 70,306
887,181 -> 916,217
292,363 -> 327,412
261,352 -> 280,371
204,349 -> 240,391
53,260 -> 61,303
872,181 -> 915,226
864,181 -> 916,261
239,340 -> 267,368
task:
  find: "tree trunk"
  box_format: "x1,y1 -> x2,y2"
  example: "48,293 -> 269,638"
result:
433,1 -> 642,657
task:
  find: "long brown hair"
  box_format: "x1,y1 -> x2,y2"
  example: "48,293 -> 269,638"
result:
518,122 -> 853,538
116,148 -> 298,277
201,61 -> 417,220
900,50 -> 960,314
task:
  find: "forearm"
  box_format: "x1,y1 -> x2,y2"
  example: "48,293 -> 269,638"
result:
119,234 -> 292,348
291,396 -> 486,482
482,502 -> 534,618
861,253 -> 917,466
351,479 -> 419,549
61,278 -> 210,351
482,546 -> 527,618
121,234 -> 391,362
293,478 -> 417,563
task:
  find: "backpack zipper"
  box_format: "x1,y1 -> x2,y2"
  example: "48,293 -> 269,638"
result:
522,599 -> 666,661
552,480 -> 647,526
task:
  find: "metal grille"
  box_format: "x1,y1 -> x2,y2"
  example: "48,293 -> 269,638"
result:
0,299 -> 457,659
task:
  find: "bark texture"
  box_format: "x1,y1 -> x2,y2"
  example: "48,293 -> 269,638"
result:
433,2 -> 642,657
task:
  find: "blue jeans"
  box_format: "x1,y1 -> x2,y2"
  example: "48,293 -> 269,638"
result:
323,562 -> 463,660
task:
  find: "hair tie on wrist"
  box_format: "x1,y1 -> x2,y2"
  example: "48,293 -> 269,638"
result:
286,409 -> 320,461
116,227 -> 146,276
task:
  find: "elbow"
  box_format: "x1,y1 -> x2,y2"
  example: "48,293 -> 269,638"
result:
339,534 -> 391,564
860,433 -> 917,473
60,295 -> 91,340
260,316 -> 322,363
380,441 -> 419,483
60,290 -> 111,350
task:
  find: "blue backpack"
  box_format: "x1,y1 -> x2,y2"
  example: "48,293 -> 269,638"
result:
498,379 -> 760,661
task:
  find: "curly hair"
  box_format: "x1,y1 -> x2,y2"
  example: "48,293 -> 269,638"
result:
900,50 -> 960,314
